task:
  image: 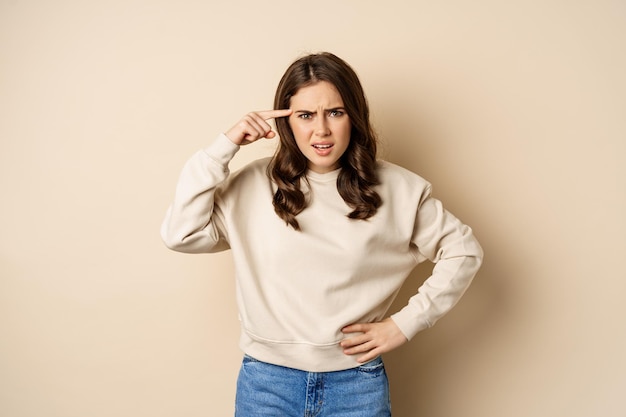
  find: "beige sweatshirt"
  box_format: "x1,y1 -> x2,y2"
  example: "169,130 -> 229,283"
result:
161,134 -> 483,372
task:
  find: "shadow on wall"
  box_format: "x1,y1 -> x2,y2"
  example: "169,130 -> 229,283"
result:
384,239 -> 514,416
375,90 -> 509,414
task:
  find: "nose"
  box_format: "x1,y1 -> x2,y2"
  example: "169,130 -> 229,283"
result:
315,116 -> 330,137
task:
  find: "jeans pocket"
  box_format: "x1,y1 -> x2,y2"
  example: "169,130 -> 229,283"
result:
357,356 -> 385,377
242,354 -> 259,365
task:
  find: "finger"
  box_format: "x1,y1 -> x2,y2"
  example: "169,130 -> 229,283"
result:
257,109 -> 293,120
249,111 -> 287,134
254,109 -> 291,140
356,349 -> 381,364
226,110 -> 283,145
340,334 -> 370,348
238,113 -> 276,142
243,114 -> 271,138
342,323 -> 370,334
343,339 -> 376,355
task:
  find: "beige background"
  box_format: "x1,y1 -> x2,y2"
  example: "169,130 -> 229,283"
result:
1,1 -> 625,416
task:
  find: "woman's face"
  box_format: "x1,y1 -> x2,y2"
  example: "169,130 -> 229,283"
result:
288,81 -> 351,174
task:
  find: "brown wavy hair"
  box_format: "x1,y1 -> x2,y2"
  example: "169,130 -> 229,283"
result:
269,52 -> 381,230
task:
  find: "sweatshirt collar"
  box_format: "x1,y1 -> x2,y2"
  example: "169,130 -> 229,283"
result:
306,167 -> 341,182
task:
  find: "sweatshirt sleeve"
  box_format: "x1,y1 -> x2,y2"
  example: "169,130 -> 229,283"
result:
160,133 -> 240,253
391,185 -> 484,340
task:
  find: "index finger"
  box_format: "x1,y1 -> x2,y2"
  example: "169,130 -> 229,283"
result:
257,109 -> 293,120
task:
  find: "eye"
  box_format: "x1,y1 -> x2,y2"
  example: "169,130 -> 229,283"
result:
297,113 -> 313,120
329,109 -> 344,117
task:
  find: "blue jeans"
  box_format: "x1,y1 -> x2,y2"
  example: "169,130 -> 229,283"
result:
235,355 -> 392,416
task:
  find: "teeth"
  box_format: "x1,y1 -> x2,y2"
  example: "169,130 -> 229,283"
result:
313,144 -> 332,149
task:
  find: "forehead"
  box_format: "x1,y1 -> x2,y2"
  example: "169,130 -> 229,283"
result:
290,81 -> 344,107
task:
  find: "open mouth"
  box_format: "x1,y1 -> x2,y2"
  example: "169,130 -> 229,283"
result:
312,143 -> 333,156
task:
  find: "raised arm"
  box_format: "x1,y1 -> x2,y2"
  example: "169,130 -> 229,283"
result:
160,109 -> 291,253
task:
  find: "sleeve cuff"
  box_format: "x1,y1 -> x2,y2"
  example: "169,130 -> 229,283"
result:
390,309 -> 431,341
202,133 -> 240,167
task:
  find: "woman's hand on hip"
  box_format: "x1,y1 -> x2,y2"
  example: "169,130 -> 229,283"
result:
225,109 -> 292,146
340,318 -> 408,363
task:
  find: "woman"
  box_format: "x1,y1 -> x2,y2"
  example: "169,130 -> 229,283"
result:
161,52 -> 483,416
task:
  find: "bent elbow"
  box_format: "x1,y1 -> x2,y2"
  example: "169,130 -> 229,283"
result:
160,225 -> 229,254
161,230 -> 190,253
160,220 -> 195,253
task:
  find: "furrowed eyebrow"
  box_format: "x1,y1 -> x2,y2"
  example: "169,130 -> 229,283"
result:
293,107 -> 346,113
323,107 -> 346,114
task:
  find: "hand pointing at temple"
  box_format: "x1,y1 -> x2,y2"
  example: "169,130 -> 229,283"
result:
225,109 -> 292,146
